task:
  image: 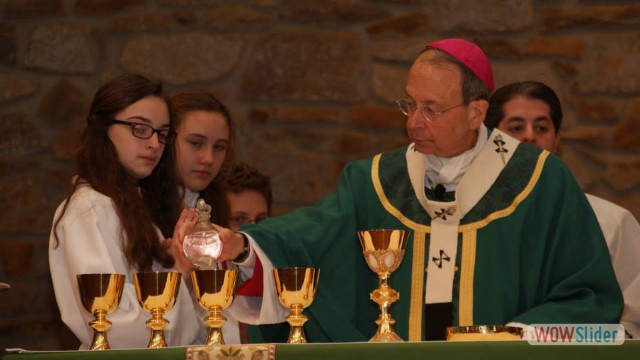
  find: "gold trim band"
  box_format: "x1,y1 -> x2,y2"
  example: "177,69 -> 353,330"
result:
408,230 -> 426,341
458,230 -> 477,326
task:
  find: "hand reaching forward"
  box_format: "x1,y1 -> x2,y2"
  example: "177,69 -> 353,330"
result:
165,208 -> 198,273
213,224 -> 247,262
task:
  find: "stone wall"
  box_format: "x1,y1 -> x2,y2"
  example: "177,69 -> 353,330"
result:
1,0 -> 639,352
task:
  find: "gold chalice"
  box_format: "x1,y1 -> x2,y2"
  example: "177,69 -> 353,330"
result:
133,271 -> 181,348
191,269 -> 238,345
357,229 -> 408,342
273,267 -> 320,344
77,273 -> 125,350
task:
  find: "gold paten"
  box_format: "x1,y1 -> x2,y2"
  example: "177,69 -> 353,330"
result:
447,325 -> 523,341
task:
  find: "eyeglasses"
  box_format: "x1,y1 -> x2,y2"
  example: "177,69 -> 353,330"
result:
110,119 -> 176,145
396,98 -> 465,122
229,215 -> 267,229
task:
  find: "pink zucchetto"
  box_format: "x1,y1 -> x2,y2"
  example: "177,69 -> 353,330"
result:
427,38 -> 494,92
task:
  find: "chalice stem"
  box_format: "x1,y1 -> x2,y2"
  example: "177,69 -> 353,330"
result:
286,305 -> 308,343
370,276 -> 402,342
379,275 -> 388,286
89,313 -> 111,350
147,309 -> 169,348
376,303 -> 396,335
205,309 -> 227,345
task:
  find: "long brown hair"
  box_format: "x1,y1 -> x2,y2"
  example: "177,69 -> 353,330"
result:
53,74 -> 181,271
170,89 -> 237,227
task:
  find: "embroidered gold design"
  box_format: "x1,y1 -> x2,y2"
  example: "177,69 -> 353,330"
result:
434,207 -> 455,220
408,230 -> 426,341
372,155 -> 431,233
373,151 -> 548,231
459,151 -> 549,232
186,345 -> 275,360
459,230 -> 477,326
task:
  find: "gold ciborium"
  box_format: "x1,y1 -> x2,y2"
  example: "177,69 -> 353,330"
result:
273,267 -> 320,343
77,273 -> 125,350
357,229 -> 408,342
191,269 -> 237,345
133,271 -> 181,348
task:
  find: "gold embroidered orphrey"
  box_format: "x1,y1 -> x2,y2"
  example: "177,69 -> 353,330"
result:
186,344 -> 276,360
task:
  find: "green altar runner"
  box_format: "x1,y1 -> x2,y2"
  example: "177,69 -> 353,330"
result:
4,340 -> 640,360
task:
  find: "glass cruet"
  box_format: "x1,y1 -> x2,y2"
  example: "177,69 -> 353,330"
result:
182,199 -> 222,268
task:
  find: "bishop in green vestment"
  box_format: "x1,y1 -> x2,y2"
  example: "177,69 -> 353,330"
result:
220,39 -> 622,342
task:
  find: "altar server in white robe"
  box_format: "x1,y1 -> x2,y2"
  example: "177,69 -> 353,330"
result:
50,74 -> 206,349
169,89 -> 242,344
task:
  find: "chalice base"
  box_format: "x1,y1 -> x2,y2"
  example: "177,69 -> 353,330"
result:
89,331 -> 110,350
287,326 -> 308,344
89,316 -> 111,350
205,328 -> 225,345
370,316 -> 404,342
370,330 -> 403,342
286,313 -> 308,344
146,317 -> 169,348
205,314 -> 227,345
148,329 -> 168,348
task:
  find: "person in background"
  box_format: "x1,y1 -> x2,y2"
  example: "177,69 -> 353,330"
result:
169,89 -> 240,342
194,38 -> 622,342
485,80 -> 640,338
225,162 -> 272,232
170,89 -> 236,227
49,74 -> 205,348
223,161 -> 280,343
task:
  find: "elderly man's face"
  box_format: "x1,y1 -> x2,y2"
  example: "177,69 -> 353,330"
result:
405,57 -> 486,158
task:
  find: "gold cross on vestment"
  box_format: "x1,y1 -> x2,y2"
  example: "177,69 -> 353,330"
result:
493,134 -> 508,164
434,207 -> 455,220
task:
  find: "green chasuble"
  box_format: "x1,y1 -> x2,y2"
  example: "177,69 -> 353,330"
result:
244,131 -> 622,343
